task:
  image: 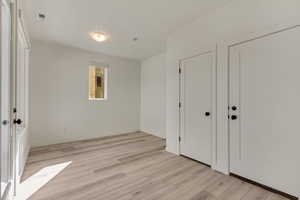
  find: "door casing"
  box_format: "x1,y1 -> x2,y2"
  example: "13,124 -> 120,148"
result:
10,0 -> 19,196
0,0 -> 14,199
0,3 -> 12,200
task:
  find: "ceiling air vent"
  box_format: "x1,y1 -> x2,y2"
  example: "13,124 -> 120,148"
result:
37,13 -> 46,21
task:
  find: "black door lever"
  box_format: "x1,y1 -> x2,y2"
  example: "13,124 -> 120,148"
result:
14,119 -> 23,125
231,115 -> 238,120
205,112 -> 211,116
232,106 -> 238,111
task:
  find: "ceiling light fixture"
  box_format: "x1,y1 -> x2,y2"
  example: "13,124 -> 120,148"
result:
89,32 -> 109,42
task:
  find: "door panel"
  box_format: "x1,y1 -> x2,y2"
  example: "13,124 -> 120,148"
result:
17,33 -> 26,131
16,27 -> 29,179
180,53 -> 213,165
229,27 -> 300,198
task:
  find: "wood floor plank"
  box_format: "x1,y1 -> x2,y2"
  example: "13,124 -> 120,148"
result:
219,179 -> 253,200
241,186 -> 271,200
266,194 -> 289,200
204,174 -> 238,197
20,132 -> 290,200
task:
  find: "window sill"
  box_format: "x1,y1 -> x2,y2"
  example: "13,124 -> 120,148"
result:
89,98 -> 107,101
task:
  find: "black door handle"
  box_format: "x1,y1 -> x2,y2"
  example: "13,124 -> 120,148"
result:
231,115 -> 238,120
205,112 -> 210,116
14,119 -> 23,125
2,120 -> 9,125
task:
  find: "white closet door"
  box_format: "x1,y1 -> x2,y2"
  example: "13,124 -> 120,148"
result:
16,21 -> 30,180
180,52 -> 213,165
229,26 -> 300,198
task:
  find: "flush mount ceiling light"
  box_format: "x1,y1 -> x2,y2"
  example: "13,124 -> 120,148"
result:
89,32 -> 109,42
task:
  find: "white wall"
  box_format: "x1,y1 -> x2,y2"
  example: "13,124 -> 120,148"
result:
29,40 -> 141,147
166,0 -> 300,173
140,53 -> 166,138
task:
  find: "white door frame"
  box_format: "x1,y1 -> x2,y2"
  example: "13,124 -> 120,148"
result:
0,0 -> 13,199
217,18 -> 300,176
179,48 -> 217,169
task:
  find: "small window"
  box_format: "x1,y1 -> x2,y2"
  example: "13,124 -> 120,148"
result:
89,66 -> 107,100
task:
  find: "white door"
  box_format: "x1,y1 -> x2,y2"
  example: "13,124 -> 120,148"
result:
229,26 -> 300,198
180,52 -> 214,165
0,0 -> 13,198
15,24 -> 29,181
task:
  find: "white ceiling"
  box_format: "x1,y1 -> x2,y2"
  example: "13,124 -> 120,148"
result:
23,0 -> 232,60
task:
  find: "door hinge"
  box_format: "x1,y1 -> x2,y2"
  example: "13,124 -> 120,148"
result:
13,108 -> 17,113
179,136 -> 181,142
179,68 -> 181,74
179,102 -> 182,108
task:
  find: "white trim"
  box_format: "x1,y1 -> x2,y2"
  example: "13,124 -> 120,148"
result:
222,18 -> 300,47
211,46 -> 217,169
0,0 -> 14,198
89,61 -> 109,68
17,9 -> 31,50
17,21 -> 29,50
88,98 -> 107,101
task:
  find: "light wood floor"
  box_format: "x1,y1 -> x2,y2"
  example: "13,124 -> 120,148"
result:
22,132 -> 288,200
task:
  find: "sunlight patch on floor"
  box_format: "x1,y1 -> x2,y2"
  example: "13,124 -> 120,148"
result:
1,182 -> 8,197
15,161 -> 72,200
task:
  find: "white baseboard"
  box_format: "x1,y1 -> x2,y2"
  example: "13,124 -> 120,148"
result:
139,130 -> 166,139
